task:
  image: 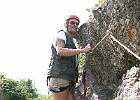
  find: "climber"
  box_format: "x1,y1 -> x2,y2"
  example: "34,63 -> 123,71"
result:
47,15 -> 91,100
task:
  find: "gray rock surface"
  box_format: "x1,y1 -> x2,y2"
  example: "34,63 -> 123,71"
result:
76,0 -> 140,99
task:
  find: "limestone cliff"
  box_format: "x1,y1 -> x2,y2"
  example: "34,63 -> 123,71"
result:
76,0 -> 140,99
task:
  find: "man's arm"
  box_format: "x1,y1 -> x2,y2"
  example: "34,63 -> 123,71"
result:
56,38 -> 91,56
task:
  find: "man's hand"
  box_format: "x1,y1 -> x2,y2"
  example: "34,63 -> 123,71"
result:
81,44 -> 91,53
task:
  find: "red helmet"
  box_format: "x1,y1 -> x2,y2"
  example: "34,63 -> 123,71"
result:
66,15 -> 80,23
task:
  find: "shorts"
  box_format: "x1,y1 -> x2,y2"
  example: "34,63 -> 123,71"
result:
48,77 -> 71,93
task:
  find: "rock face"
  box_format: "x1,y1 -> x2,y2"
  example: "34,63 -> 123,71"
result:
76,0 -> 140,99
115,67 -> 140,100
0,87 -> 4,100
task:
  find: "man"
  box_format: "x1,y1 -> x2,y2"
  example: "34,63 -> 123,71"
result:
47,15 -> 91,100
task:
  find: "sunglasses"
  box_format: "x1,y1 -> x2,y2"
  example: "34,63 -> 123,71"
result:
69,21 -> 79,26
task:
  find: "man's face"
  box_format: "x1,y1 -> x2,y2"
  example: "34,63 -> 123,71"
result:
67,19 -> 79,34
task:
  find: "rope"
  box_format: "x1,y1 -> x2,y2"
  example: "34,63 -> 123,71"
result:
91,32 -> 109,51
91,29 -> 110,51
110,35 -> 140,60
90,31 -> 140,61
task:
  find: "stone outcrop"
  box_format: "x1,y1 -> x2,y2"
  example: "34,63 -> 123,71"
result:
115,67 -> 140,100
76,0 -> 140,99
0,87 -> 4,100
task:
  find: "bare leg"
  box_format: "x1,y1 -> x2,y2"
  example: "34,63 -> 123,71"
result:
68,86 -> 77,100
52,89 -> 69,100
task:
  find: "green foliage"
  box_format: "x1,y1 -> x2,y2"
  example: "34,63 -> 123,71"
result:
36,94 -> 53,100
45,94 -> 52,100
97,0 -> 106,7
0,75 -> 38,100
78,53 -> 86,73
